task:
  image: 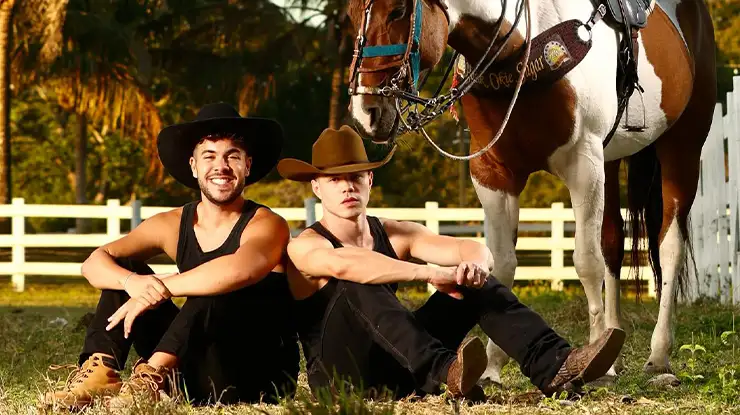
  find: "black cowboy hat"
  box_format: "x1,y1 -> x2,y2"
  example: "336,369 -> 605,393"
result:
157,103 -> 283,189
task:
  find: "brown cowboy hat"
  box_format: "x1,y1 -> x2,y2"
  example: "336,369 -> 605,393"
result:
277,125 -> 396,182
157,102 -> 283,189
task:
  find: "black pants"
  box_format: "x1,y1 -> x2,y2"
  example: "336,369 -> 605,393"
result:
307,277 -> 571,398
80,259 -> 299,405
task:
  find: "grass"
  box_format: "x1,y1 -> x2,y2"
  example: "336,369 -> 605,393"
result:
0,277 -> 739,414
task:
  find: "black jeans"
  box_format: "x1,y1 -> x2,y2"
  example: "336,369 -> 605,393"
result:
80,259 -> 299,405
307,277 -> 571,398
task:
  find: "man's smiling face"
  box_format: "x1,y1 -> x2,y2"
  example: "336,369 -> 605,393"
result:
190,136 -> 252,205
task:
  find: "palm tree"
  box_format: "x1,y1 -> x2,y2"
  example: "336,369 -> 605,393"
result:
0,0 -> 68,206
39,0 -> 163,232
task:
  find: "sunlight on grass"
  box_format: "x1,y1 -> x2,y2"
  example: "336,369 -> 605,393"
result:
1,278 -> 739,414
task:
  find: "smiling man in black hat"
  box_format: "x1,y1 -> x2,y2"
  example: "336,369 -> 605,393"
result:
40,103 -> 299,410
280,125 -> 626,402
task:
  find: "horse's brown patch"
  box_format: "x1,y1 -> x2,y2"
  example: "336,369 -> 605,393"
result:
449,15 -> 576,195
641,5 -> 695,126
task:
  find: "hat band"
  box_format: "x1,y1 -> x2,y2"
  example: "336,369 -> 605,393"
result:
313,159 -> 371,169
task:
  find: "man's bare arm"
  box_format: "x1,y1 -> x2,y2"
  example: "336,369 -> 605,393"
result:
287,232 -> 454,285
81,211 -> 173,290
162,210 -> 289,297
388,219 -> 493,270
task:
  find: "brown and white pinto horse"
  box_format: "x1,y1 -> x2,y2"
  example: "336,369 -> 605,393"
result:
346,0 -> 716,385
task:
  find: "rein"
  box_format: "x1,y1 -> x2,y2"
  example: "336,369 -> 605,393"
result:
349,0 -> 621,162
349,0 -> 533,161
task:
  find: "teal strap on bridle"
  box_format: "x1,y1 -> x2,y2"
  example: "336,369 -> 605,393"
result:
360,0 -> 424,90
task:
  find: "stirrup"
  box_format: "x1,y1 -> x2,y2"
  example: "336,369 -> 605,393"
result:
624,86 -> 646,132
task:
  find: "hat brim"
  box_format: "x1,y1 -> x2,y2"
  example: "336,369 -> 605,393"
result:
157,117 -> 283,189
277,146 -> 396,182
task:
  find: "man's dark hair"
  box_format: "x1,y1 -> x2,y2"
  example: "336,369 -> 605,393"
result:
193,133 -> 251,155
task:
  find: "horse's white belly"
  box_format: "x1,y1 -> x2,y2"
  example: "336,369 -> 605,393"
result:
564,18 -> 669,162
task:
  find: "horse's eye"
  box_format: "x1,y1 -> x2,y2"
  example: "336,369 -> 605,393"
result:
387,7 -> 405,22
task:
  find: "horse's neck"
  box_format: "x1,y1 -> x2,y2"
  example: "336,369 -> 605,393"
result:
446,0 -> 592,60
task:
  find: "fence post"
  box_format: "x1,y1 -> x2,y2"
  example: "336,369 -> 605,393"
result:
425,201 -> 440,293
131,200 -> 142,229
550,203 -> 565,292
304,198 -> 317,227
731,76 -> 740,304
107,199 -> 121,239
11,198 -> 25,292
425,202 -> 439,234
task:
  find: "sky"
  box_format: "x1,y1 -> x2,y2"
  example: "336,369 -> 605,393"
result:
269,0 -> 326,27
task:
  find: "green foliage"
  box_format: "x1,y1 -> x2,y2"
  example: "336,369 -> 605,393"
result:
3,281 -> 740,413
4,0 -> 738,234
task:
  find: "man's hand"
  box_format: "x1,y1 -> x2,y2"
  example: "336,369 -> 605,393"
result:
427,267 -> 465,299
105,298 -> 150,339
454,261 -> 488,289
122,274 -> 173,308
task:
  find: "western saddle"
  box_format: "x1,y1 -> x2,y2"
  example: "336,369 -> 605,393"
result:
596,0 -> 653,144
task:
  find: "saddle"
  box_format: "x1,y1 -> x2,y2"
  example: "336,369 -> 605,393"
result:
603,0 -> 651,28
594,0 -> 653,144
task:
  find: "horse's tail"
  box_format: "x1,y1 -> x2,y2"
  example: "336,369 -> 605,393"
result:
626,143 -> 664,299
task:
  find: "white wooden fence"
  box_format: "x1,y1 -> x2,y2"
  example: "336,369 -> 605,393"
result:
690,76 -> 740,304
8,75 -> 740,299
0,198 -> 654,294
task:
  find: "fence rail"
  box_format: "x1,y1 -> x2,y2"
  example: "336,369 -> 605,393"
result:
0,198 -> 654,294
690,76 -> 740,305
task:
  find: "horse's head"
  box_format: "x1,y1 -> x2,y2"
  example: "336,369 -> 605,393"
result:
347,0 -> 450,144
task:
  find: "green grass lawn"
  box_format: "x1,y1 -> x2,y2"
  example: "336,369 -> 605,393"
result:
0,278 -> 739,414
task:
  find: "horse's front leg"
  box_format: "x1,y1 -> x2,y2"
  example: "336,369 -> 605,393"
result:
552,137 -> 608,345
472,178 -> 521,387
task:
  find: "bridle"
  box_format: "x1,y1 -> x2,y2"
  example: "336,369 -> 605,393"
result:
348,0 -> 532,161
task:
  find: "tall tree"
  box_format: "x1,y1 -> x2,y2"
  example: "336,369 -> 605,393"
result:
0,0 -> 14,207
0,0 -> 68,206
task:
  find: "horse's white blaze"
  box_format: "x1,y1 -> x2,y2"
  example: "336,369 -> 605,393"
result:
350,77 -> 373,133
646,210 -> 683,373
472,179 -> 520,384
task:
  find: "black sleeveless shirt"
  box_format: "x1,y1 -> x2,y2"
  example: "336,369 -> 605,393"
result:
175,200 -> 296,336
295,216 -> 399,371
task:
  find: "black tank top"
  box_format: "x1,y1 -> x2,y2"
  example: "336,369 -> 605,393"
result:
295,216 -> 399,370
175,200 -> 296,334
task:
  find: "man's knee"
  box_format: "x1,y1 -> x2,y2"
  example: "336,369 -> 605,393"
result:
466,276 -> 521,305
338,280 -> 396,302
180,296 -> 218,313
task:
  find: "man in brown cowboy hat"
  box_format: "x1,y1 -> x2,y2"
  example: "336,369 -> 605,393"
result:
279,125 -> 626,400
40,103 -> 299,410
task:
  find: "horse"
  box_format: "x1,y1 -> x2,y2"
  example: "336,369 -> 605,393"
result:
345,0 -> 717,386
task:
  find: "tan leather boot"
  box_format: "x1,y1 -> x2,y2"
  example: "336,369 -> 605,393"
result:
39,353 -> 122,410
543,327 -> 627,396
445,336 -> 488,399
106,359 -> 172,410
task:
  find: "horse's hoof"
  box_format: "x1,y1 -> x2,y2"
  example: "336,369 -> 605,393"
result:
477,376 -> 502,390
613,356 -> 625,374
647,373 -> 680,389
587,373 -> 617,388
643,360 -> 672,375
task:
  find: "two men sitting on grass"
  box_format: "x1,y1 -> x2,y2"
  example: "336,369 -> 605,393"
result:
41,113 -> 625,410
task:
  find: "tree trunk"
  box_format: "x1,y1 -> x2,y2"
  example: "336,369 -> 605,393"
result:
328,3 -> 349,129
0,0 -> 16,208
328,34 -> 349,129
75,112 -> 90,233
